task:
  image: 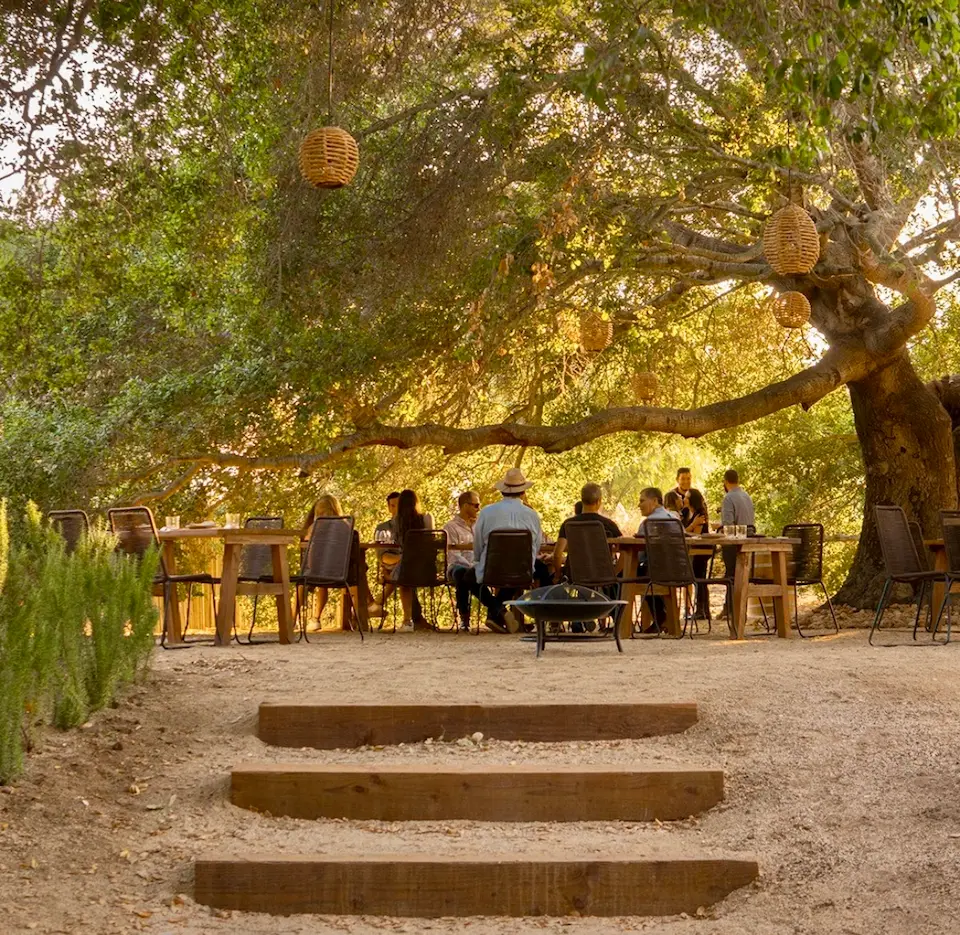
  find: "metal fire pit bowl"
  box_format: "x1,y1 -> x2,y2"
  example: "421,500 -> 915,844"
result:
506,583 -> 626,658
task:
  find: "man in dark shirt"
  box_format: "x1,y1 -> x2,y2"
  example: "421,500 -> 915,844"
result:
552,482 -> 622,632
552,482 -> 622,579
672,467 -> 708,527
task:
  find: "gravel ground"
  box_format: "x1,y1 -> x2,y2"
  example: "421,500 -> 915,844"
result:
2,607 -> 960,934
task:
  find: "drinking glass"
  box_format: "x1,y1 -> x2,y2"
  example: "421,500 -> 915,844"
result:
164,515 -> 180,530
224,512 -> 240,529
736,525 -> 747,539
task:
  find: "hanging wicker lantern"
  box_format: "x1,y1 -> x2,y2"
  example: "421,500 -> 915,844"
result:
579,312 -> 613,352
762,204 -> 820,275
771,291 -> 811,328
631,371 -> 658,403
298,127 -> 359,189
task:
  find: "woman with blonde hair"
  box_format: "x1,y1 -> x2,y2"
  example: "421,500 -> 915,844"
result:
300,493 -> 359,631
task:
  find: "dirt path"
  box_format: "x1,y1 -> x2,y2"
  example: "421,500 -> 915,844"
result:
2,616 -> 960,934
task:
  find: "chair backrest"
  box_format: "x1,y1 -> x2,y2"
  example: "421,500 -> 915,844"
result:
300,515 -> 355,585
940,510 -> 960,575
396,529 -> 447,588
644,518 -> 694,586
908,520 -> 931,572
107,507 -> 163,572
781,523 -> 824,583
874,505 -> 924,578
48,509 -> 90,554
483,529 -> 534,589
566,520 -> 617,585
239,516 -> 284,581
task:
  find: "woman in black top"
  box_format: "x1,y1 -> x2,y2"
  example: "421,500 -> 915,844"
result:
394,489 -> 433,628
685,489 -> 711,617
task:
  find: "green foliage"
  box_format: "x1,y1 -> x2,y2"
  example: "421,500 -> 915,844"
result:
0,503 -> 158,783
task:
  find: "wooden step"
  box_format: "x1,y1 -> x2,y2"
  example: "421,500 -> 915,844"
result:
258,701 -> 698,749
194,854 -> 758,917
231,763 -> 724,822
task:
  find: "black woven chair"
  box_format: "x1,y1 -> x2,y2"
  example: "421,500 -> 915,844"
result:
779,523 -> 839,638
291,515 -> 363,641
643,518 -> 732,638
48,509 -> 90,553
481,530 -> 539,632
107,506 -> 219,649
566,520 -> 646,647
869,505 -> 944,646
932,511 -> 960,643
233,516 -> 284,644
392,529 -> 450,631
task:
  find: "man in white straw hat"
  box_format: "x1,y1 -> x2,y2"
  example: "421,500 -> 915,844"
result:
471,467 -> 551,632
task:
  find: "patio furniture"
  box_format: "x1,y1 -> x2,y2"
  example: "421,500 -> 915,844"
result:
507,583 -> 626,657
483,529 -> 536,631
869,505 -> 944,646
234,516 -> 284,644
48,509 -> 90,553
643,519 -> 732,638
291,515 -> 363,641
392,529 -> 451,631
932,511 -> 960,643
108,506 -> 219,649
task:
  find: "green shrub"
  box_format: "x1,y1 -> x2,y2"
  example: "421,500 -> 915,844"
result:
0,502 -> 159,783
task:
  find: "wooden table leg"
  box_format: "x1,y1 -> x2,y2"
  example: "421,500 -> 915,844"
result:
272,544 -> 294,645
216,543 -> 240,646
162,540 -> 184,644
732,548 -> 750,639
770,549 -> 793,639
618,549 -> 641,641
665,588 -> 681,637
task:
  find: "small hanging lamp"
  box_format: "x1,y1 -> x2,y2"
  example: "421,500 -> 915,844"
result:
770,291 -> 810,328
298,1 -> 359,189
631,371 -> 659,403
763,204 -> 819,275
579,312 -> 613,352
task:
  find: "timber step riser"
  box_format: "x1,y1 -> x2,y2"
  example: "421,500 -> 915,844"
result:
194,856 -> 759,918
258,701 -> 699,749
230,764 -> 724,822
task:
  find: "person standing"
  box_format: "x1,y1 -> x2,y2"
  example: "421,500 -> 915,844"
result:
719,469 -> 756,580
443,490 -> 493,631
473,468 -> 551,632
672,467 -> 708,527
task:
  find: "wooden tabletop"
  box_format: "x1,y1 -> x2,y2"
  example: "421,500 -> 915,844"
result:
158,527 -> 301,544
609,535 -> 798,549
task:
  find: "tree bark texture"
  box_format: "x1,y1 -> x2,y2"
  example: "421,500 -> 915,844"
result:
836,353 -> 957,607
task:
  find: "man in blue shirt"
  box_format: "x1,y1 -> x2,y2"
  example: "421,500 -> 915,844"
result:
471,468 -> 551,632
635,487 -> 676,632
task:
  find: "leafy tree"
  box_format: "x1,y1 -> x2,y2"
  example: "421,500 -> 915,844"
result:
3,1 -> 960,605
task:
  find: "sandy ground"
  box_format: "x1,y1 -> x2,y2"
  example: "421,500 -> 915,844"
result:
2,606 -> 960,935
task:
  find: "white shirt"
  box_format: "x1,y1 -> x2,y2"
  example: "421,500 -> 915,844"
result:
443,514 -> 475,573
473,496 -> 543,582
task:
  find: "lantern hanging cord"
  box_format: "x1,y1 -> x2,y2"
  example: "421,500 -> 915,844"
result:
326,0 -> 335,120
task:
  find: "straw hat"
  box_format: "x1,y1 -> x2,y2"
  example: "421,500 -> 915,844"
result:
494,467 -> 534,493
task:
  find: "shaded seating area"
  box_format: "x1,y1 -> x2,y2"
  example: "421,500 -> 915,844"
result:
108,506 -> 220,649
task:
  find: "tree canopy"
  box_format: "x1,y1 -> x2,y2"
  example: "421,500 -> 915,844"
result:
2,1 -> 960,601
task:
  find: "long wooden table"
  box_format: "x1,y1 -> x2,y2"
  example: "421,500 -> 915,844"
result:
610,535 -> 798,640
925,540 -> 960,625
158,527 -> 300,646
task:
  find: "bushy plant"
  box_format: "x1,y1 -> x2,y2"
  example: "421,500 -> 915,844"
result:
0,502 -> 158,782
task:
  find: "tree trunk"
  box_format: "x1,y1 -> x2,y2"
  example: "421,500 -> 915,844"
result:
835,352 -> 957,608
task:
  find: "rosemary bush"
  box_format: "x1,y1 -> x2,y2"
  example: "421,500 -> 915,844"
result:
0,503 -> 158,782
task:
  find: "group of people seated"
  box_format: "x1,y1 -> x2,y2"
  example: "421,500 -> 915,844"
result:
301,465 -> 756,633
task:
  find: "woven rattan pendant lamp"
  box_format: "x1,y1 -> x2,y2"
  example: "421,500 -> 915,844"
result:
298,1 -> 359,189
770,290 -> 810,328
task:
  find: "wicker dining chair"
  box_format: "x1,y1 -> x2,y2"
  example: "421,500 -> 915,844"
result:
48,509 -> 90,554
779,523 -> 839,638
643,518 -> 733,638
932,511 -> 960,643
233,516 -> 284,644
290,515 -> 363,641
107,506 -> 219,649
391,529 -> 450,631
869,505 -> 944,646
565,520 -> 646,649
